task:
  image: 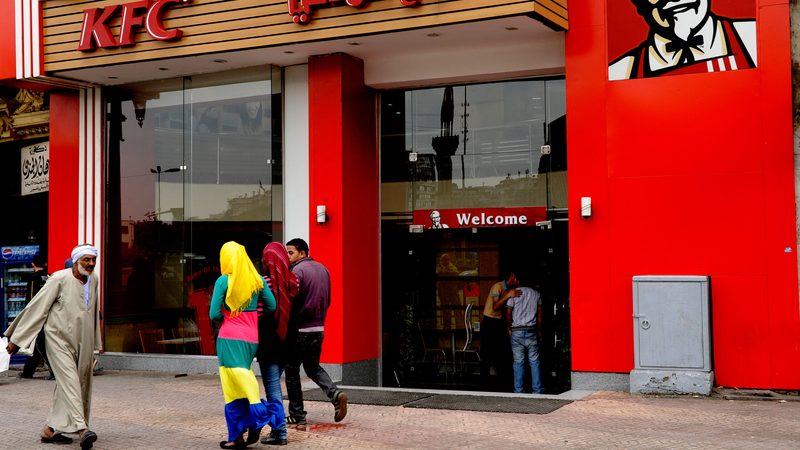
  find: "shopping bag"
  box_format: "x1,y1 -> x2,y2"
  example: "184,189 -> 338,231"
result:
0,337 -> 10,373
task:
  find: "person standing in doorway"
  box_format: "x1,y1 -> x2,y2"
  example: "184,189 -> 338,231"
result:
5,244 -> 102,449
480,272 -> 519,391
257,242 -> 299,446
284,238 -> 348,426
506,285 -> 544,394
20,253 -> 52,379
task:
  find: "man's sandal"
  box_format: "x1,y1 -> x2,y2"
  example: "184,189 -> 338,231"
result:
40,433 -> 72,445
79,430 -> 97,450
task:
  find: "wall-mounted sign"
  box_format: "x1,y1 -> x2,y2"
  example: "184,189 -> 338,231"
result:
1,246 -> 40,262
78,0 -> 191,51
288,0 -> 419,24
21,142 -> 49,196
608,0 -> 756,80
413,207 -> 547,230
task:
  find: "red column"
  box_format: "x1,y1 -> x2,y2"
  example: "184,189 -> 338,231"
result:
48,92 -> 80,270
308,54 -> 379,365
0,1 -> 15,79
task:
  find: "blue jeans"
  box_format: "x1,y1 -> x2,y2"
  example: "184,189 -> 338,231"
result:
511,330 -> 543,394
261,363 -> 287,439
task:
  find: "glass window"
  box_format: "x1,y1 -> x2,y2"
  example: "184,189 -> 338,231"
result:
381,79 -> 566,214
105,67 -> 282,355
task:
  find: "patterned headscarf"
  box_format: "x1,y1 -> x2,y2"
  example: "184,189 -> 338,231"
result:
262,242 -> 299,339
220,241 -> 264,315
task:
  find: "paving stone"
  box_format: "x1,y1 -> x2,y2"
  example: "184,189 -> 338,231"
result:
0,370 -> 798,449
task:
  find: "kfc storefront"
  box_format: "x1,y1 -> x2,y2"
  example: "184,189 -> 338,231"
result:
1,0 -> 798,393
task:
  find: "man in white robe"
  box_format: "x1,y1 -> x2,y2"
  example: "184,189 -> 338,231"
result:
5,244 -> 101,449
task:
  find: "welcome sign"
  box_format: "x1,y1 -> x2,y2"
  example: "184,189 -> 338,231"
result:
413,207 -> 547,230
21,142 -> 49,196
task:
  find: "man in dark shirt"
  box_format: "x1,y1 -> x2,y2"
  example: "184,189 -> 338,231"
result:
20,254 -> 51,379
283,238 -> 347,427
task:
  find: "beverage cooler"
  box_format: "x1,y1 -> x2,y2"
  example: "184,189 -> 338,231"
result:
1,245 -> 40,364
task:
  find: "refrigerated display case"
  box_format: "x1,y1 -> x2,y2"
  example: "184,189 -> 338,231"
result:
1,246 -> 40,364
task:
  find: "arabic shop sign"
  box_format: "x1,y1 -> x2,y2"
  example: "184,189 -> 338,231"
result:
78,0 -> 191,51
288,0 -> 420,24
21,142 -> 49,196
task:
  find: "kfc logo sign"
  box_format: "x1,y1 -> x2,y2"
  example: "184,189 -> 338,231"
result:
288,0 -> 419,24
78,0 -> 191,51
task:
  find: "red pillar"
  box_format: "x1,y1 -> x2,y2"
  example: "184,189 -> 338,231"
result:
48,92 -> 80,270
0,1 -> 15,79
308,54 -> 379,366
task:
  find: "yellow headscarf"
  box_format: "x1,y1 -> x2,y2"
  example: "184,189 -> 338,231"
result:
219,241 -> 264,315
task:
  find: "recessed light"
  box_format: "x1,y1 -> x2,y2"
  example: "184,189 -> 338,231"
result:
284,51 -> 294,54
426,33 -> 440,37
108,76 -> 118,79
158,67 -> 169,71
213,59 -> 228,63
505,27 -> 518,31
348,42 -> 360,46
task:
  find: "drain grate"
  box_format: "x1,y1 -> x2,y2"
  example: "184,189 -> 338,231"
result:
714,388 -> 800,402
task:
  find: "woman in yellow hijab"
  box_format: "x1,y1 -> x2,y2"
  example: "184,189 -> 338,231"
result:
210,241 -> 283,449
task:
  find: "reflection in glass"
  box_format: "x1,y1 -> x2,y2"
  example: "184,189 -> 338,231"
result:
382,79 -> 566,213
105,67 -> 282,355
380,78 -> 569,392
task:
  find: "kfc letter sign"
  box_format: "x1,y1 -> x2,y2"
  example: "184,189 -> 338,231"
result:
79,0 -> 191,51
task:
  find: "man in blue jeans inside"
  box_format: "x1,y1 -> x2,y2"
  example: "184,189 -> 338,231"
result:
506,284 -> 544,394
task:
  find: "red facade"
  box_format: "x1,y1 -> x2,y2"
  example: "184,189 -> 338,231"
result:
567,0 -> 799,388
2,1 -> 797,388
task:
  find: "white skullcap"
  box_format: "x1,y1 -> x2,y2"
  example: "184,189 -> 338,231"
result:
71,244 -> 98,263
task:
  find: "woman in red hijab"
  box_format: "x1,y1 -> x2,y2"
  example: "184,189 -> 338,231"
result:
256,242 -> 299,445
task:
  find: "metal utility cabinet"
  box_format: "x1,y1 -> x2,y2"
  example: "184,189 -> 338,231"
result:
630,276 -> 713,395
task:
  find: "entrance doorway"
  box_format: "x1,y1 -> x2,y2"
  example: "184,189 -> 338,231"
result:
380,78 -> 570,393
381,220 -> 570,393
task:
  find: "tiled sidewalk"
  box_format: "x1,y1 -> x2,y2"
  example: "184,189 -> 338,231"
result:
1,369 -> 798,449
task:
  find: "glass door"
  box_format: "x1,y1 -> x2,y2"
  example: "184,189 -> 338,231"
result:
380,78 -> 569,393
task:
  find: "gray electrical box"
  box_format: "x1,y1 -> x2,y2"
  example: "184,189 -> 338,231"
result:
630,276 -> 713,395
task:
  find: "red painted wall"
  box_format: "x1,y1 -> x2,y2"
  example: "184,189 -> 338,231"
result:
48,92 -> 80,271
566,1 -> 800,388
0,1 -> 16,80
308,54 -> 380,364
